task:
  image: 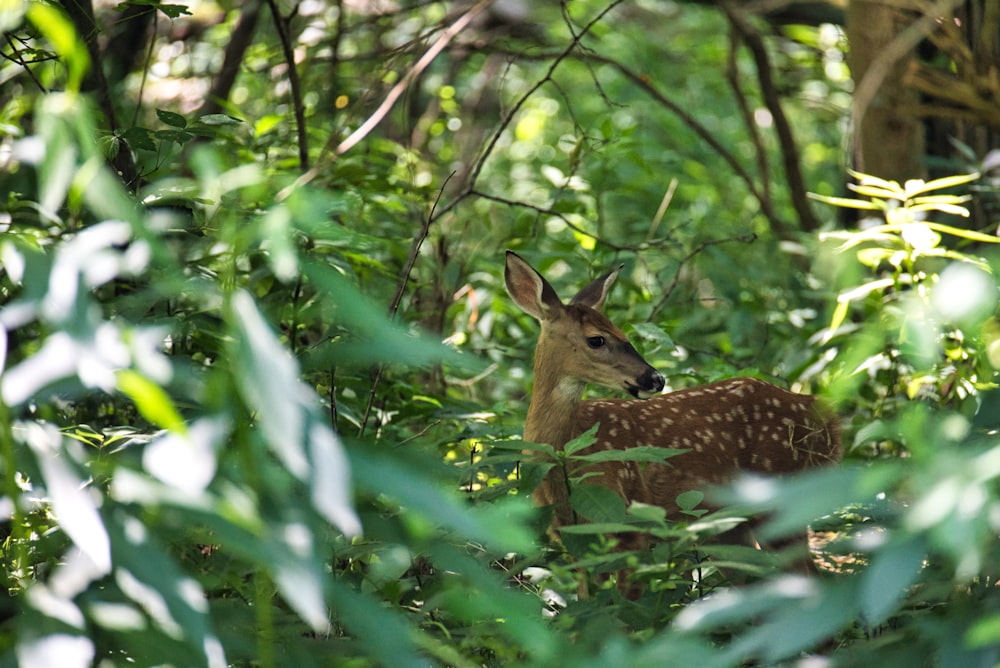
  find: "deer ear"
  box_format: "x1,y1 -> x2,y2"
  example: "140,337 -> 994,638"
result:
570,264 -> 623,312
505,251 -> 563,321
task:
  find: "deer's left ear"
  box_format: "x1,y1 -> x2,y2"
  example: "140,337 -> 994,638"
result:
570,264 -> 623,312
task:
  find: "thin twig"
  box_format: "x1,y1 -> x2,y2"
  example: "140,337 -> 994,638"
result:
359,174 -> 453,437
464,0 -> 625,193
277,0 -> 490,202
131,11 -> 158,127
266,0 -> 310,171
3,33 -> 47,92
469,189 -> 658,252
649,233 -> 758,319
427,0 -> 626,227
578,52 -> 776,228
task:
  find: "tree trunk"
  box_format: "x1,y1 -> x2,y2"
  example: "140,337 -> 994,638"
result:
845,0 -> 926,182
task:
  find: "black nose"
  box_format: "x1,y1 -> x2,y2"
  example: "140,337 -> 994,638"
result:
643,369 -> 666,394
627,369 -> 665,398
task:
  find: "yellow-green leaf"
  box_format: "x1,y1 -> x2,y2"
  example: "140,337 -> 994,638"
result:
117,370 -> 187,434
829,299 -> 850,333
856,247 -> 896,268
838,278 -> 896,305
847,169 -> 902,193
849,183 -> 907,201
914,171 -> 981,194
927,222 -> 1000,242
908,202 -> 971,217
807,193 -> 882,210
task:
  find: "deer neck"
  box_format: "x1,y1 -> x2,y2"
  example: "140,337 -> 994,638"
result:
524,342 -> 584,449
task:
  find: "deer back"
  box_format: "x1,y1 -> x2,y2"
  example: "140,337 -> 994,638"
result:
572,377 -> 841,515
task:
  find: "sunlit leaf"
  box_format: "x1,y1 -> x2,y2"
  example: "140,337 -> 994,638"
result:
142,418 -> 225,494
855,247 -> 896,268
22,423 -> 111,574
229,290 -> 309,477
17,634 -> 94,668
908,202 -> 971,217
839,278 -> 896,303
828,298 -> 850,334
117,369 -> 187,434
899,222 -> 940,251
922,221 -> 999,243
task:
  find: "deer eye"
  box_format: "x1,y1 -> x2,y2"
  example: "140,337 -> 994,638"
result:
586,336 -> 606,349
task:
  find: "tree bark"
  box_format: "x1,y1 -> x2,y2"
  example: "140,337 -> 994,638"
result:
845,0 -> 926,182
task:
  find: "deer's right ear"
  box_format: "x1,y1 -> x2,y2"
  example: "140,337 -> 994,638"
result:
505,251 -> 563,321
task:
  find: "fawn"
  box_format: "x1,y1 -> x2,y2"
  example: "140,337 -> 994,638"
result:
504,251 -> 841,552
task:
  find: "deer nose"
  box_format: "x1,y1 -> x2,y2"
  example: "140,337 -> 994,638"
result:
628,369 -> 665,398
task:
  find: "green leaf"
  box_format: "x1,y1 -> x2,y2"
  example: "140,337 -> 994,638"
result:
966,613 -> 1000,649
122,126 -> 157,151
558,521 -> 638,534
107,515 -> 223,666
155,129 -> 194,144
299,261 -> 469,371
349,445 -> 535,554
675,489 -> 704,512
563,424 -> 598,456
860,537 -> 926,624
570,484 -> 626,522
117,0 -> 192,17
197,114 -> 241,126
572,445 -> 688,464
630,321 -> 675,349
156,109 -> 187,128
328,579 -> 430,668
254,114 -> 284,137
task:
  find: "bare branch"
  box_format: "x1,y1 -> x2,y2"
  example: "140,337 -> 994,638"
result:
266,0 -> 310,171
649,232 -> 759,320
724,4 -> 818,234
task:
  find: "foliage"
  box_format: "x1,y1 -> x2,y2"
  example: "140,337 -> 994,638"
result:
2,0 -> 1000,666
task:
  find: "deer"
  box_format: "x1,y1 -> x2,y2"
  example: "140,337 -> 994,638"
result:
504,251 -> 840,575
